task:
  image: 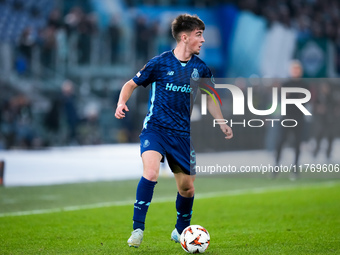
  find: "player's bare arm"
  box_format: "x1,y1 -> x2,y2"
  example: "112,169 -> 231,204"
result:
115,79 -> 138,119
207,95 -> 233,139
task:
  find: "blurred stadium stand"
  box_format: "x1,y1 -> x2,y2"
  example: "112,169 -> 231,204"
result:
0,0 -> 340,151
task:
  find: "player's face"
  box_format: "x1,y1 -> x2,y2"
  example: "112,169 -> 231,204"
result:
186,28 -> 205,55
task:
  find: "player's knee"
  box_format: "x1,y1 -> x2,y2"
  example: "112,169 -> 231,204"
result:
179,185 -> 195,197
143,169 -> 159,182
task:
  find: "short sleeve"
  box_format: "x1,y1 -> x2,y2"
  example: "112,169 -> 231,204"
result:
203,65 -> 214,86
199,65 -> 215,93
132,57 -> 158,87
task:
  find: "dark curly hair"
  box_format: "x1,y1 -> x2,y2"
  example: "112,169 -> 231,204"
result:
171,14 -> 205,42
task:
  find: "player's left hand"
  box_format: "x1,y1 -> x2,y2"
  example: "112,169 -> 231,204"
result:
220,124 -> 233,139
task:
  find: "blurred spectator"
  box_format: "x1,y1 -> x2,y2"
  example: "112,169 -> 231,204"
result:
0,100 -> 16,149
0,94 -> 37,149
274,60 -> 307,180
135,16 -> 150,65
335,27 -> 340,74
108,15 -> 121,64
64,6 -> 83,36
48,8 -> 63,29
148,20 -> 161,58
77,12 -> 97,65
55,23 -> 68,74
16,27 -> 35,75
312,82 -> 336,160
294,16 -> 311,41
264,80 -> 282,151
39,26 -> 57,70
44,94 -> 61,146
79,102 -> 101,145
11,95 -> 35,149
61,80 -> 80,144
0,104 -> 3,150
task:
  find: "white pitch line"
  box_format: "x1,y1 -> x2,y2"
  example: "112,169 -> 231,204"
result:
0,181 -> 337,218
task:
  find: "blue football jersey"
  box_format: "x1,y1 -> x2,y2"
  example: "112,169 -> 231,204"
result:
133,50 -> 213,136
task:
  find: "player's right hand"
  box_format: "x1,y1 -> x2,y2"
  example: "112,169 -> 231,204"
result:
115,103 -> 129,119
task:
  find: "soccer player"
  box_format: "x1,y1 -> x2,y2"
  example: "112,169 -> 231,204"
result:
115,14 -> 233,248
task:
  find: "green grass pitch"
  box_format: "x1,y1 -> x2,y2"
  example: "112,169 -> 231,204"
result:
0,176 -> 339,254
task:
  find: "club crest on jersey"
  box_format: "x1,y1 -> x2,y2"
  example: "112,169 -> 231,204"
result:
143,140 -> 150,148
191,68 -> 199,81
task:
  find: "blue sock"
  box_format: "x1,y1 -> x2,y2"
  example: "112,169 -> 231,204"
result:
133,176 -> 157,231
175,192 -> 194,234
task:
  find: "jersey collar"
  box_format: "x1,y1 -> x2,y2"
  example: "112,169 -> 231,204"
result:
171,50 -> 193,67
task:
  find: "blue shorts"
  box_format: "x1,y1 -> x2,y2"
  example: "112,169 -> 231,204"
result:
140,129 -> 196,175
